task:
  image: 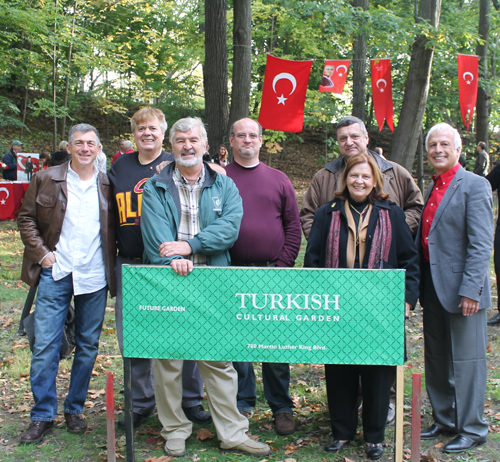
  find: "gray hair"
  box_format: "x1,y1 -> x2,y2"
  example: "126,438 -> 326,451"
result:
68,124 -> 101,146
123,140 -> 134,150
425,123 -> 462,152
169,117 -> 208,146
229,118 -> 263,137
59,140 -> 69,151
336,116 -> 367,136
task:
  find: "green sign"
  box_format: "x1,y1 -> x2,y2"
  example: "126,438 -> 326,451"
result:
122,266 -> 405,365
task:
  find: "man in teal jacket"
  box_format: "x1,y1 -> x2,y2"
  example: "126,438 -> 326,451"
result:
140,117 -> 271,458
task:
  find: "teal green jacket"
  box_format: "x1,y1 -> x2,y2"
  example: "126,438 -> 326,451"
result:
141,162 -> 243,266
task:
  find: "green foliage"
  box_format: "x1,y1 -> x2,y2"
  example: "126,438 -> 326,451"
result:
0,96 -> 27,129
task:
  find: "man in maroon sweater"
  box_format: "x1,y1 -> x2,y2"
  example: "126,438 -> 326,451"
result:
225,118 -> 301,435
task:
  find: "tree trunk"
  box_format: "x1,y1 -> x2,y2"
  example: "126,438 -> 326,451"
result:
61,0 -> 77,141
228,0 -> 252,136
389,0 -> 442,171
352,0 -> 369,122
52,0 -> 58,152
475,0 -> 490,148
203,0 -> 229,157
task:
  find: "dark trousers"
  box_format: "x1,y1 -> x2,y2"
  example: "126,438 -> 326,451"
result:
325,364 -> 391,443
422,265 -> 488,440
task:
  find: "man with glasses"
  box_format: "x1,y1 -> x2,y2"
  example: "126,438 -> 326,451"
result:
225,118 -> 301,435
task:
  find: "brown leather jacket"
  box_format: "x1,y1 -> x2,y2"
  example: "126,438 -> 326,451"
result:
17,162 -> 116,296
300,151 -> 424,239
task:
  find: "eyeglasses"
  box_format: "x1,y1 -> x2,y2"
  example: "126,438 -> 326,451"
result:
235,133 -> 259,140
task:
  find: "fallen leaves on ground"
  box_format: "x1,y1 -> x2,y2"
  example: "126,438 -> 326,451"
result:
144,457 -> 173,462
196,428 -> 214,441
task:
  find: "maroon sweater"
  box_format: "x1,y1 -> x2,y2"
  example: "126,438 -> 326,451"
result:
225,161 -> 301,267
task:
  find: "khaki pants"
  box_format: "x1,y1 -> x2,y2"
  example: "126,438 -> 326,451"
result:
153,359 -> 249,446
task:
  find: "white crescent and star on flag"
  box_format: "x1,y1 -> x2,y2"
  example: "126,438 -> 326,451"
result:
376,79 -> 387,93
462,72 -> 474,85
272,72 -> 297,105
336,65 -> 347,77
0,187 -> 10,206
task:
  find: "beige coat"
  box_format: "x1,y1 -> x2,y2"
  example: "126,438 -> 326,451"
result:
300,151 -> 423,239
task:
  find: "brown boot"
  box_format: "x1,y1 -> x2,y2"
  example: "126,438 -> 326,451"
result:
20,421 -> 53,444
274,411 -> 295,435
65,413 -> 88,433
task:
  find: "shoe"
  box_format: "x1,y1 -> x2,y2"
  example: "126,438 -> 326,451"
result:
20,421 -> 53,444
182,404 -> 212,425
386,403 -> 395,424
421,423 -> 445,439
366,443 -> 384,460
164,438 -> 186,457
274,411 -> 295,435
325,440 -> 349,452
117,409 -> 155,429
221,438 -> 271,456
64,413 -> 87,433
443,435 -> 485,453
487,313 -> 500,325
239,410 -> 254,419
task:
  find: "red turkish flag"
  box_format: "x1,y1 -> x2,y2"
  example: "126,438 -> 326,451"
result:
457,54 -> 479,131
371,59 -> 394,132
258,54 -> 313,132
319,60 -> 350,94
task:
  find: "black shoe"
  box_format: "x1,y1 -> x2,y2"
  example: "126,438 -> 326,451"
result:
117,409 -> 154,429
366,443 -> 384,460
487,313 -> 500,325
421,423 -> 445,439
325,440 -> 348,452
20,421 -> 53,444
182,404 -> 212,424
443,435 -> 485,453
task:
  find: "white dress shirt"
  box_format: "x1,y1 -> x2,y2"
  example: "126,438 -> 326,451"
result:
52,164 -> 106,295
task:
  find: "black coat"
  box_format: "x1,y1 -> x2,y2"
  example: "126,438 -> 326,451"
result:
304,198 -> 419,307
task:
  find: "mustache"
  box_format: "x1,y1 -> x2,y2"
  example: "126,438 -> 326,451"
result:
180,149 -> 196,155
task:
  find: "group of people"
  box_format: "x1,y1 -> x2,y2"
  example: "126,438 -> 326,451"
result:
15,109 -> 495,459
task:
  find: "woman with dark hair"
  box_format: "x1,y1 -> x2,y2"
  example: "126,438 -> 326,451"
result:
304,153 -> 419,460
214,144 -> 228,167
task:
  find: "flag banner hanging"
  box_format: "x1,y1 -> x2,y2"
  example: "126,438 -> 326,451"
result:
371,59 -> 394,132
122,266 -> 406,365
319,59 -> 351,94
258,54 -> 313,133
457,54 -> 479,131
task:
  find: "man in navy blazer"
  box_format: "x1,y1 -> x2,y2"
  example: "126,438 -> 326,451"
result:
418,123 -> 493,453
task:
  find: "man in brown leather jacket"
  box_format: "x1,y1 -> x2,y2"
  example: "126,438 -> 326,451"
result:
17,124 -> 116,444
300,116 -> 423,239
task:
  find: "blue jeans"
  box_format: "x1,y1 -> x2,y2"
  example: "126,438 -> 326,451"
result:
30,269 -> 107,421
233,362 -> 293,415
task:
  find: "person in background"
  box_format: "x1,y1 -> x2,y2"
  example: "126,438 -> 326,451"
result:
95,149 -> 107,174
39,153 -> 50,170
473,141 -> 489,177
304,153 -> 418,460
112,140 -> 134,164
3,140 -> 23,180
486,161 -> 500,325
214,145 -> 229,167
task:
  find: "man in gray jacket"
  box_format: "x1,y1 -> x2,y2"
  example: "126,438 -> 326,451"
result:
418,123 -> 493,454
140,117 -> 270,458
300,116 -> 423,239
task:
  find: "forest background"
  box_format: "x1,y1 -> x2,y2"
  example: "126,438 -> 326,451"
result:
1,0 -> 500,168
